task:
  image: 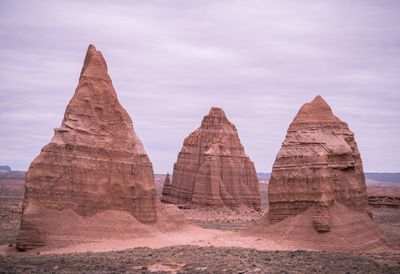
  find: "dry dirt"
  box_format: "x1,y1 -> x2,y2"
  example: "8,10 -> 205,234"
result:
182,209 -> 266,231
0,178 -> 24,245
1,176 -> 400,273
1,246 -> 400,273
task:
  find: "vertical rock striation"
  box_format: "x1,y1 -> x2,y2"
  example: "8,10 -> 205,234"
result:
268,95 -> 368,224
16,45 -> 156,250
243,96 -> 395,251
161,107 -> 261,210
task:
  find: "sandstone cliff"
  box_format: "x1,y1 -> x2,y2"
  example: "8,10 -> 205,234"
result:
16,45 -> 157,250
243,96 -> 395,251
161,107 -> 260,210
268,95 -> 368,223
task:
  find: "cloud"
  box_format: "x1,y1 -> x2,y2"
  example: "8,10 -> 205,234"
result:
0,0 -> 399,172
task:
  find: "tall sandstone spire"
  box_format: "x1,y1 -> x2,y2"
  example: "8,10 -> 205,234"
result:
161,107 -> 261,210
268,95 -> 368,223
243,96 -> 394,251
16,45 -> 156,250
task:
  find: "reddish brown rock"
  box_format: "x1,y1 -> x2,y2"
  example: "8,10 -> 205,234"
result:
161,173 -> 172,199
268,95 -> 368,223
161,107 -> 260,210
243,96 -> 396,251
16,45 -> 157,250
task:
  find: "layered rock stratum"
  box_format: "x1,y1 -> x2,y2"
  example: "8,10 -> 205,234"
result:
16,45 -> 157,250
161,173 -> 172,199
244,96 -> 396,251
268,95 -> 368,224
161,107 -> 260,210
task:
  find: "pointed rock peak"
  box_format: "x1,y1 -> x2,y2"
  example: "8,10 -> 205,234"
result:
88,44 -> 96,51
164,173 -> 171,185
208,107 -> 226,118
310,95 -> 330,108
292,95 -> 341,124
201,107 -> 234,129
80,44 -> 110,81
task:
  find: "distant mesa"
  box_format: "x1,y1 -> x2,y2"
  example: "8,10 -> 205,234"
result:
243,95 -> 396,251
161,107 -> 261,210
0,165 -> 26,180
16,44 -> 158,251
0,165 -> 12,171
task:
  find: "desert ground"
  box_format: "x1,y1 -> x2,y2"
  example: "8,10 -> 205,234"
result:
1,172 -> 399,273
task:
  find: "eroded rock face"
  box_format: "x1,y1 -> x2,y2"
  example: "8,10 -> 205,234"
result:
161,173 -> 172,199
16,45 -> 156,250
161,107 -> 260,210
242,96 -> 395,251
268,95 -> 368,226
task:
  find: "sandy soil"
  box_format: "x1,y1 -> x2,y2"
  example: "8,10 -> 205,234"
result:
1,176 -> 400,273
0,179 -> 24,245
367,184 -> 400,197
182,208 -> 266,231
370,207 -> 400,245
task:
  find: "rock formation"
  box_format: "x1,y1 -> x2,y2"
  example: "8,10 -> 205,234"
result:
268,95 -> 369,224
243,96 -> 395,251
16,45 -> 157,250
161,173 -> 172,199
161,107 -> 260,210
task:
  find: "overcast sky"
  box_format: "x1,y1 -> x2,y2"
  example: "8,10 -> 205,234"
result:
0,0 -> 399,173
